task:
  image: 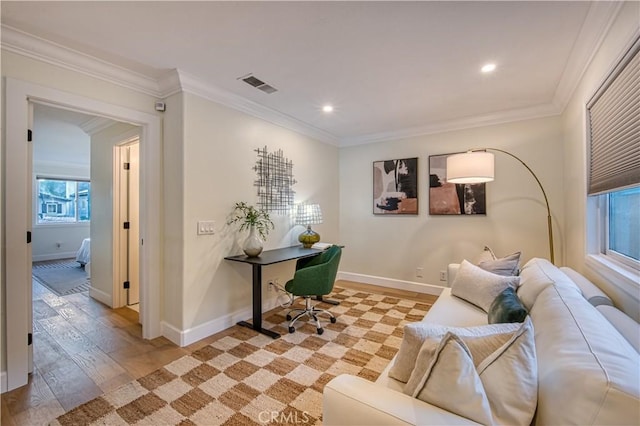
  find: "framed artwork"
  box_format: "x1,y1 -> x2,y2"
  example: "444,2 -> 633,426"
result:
429,153 -> 486,215
373,157 -> 418,214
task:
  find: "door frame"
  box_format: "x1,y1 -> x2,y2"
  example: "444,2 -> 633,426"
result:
4,78 -> 163,391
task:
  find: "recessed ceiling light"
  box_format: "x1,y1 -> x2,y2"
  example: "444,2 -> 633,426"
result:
481,63 -> 497,73
322,105 -> 334,113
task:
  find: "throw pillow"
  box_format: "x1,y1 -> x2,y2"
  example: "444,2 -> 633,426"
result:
406,332 -> 495,425
388,320 -> 521,383
473,245 -> 497,264
488,287 -> 528,324
478,251 -> 521,276
451,260 -> 520,312
405,318 -> 538,426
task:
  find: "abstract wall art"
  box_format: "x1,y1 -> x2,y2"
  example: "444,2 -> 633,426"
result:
373,157 -> 418,215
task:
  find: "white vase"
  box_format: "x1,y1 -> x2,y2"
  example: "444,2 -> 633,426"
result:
243,225 -> 264,257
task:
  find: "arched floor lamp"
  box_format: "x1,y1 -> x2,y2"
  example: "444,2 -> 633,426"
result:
446,149 -> 555,264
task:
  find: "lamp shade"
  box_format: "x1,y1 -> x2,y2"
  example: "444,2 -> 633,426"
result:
294,203 -> 323,226
446,151 -> 495,184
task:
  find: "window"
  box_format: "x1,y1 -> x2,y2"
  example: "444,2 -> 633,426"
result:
37,178 -> 91,224
606,186 -> 640,268
587,35 -> 640,273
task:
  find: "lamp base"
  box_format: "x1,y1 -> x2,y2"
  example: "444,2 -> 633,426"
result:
298,226 -> 320,248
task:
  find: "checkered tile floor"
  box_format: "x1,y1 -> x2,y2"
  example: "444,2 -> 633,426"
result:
53,287 -> 432,425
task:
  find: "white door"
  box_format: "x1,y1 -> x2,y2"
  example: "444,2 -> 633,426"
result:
117,140 -> 140,307
5,94 -> 34,390
128,142 -> 140,305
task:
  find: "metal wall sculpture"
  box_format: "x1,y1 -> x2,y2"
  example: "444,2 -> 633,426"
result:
253,146 -> 296,214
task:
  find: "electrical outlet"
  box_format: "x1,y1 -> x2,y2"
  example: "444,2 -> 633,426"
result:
267,278 -> 279,291
197,220 -> 215,235
439,270 -> 447,281
415,267 -> 424,278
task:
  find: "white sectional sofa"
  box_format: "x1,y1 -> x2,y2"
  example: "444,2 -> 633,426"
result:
323,258 -> 640,425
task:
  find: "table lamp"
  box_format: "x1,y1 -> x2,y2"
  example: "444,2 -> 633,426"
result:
447,148 -> 555,264
295,203 -> 323,248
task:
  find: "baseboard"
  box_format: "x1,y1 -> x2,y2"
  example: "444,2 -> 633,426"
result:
32,252 -> 77,262
337,271 -> 444,296
89,286 -> 112,307
162,296 -> 283,347
1,371 -> 7,394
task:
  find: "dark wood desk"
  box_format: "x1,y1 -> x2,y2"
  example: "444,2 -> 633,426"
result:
225,245 -> 324,338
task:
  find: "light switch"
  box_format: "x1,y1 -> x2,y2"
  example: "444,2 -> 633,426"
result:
197,220 -> 215,235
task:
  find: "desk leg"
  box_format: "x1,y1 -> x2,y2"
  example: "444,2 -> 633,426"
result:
237,263 -> 280,339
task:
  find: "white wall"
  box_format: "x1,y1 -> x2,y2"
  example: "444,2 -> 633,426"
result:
32,110 -> 90,261
339,116 -> 565,287
561,1 -> 640,320
171,92 -> 340,337
90,123 -> 139,306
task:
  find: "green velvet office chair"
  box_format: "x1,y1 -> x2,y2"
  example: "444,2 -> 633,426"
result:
285,245 -> 342,335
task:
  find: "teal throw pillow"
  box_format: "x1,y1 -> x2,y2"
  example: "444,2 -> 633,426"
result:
488,287 -> 528,324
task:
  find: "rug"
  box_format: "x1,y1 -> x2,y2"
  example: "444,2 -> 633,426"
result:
32,258 -> 91,296
52,287 -> 432,425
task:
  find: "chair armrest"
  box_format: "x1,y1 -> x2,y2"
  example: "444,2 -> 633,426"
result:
323,375 -> 479,426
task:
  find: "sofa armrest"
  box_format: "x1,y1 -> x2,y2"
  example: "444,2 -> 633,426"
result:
323,374 -> 479,426
447,263 -> 460,287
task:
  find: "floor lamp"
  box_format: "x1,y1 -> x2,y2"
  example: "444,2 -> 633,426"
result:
446,149 -> 555,264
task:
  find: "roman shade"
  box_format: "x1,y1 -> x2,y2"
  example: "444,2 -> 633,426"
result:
587,35 -> 640,195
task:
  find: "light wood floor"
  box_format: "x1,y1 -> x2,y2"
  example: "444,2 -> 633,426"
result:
1,279 -> 438,425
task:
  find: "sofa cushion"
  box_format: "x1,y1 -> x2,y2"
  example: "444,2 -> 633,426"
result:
560,266 -> 613,307
388,319 -> 521,383
488,287 -> 528,324
405,318 -> 537,426
451,260 -> 520,311
517,258 -> 581,310
596,305 -> 640,353
405,333 -> 495,425
478,251 -> 521,276
530,284 -> 640,425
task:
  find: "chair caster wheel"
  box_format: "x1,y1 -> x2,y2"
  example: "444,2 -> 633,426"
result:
286,314 -> 292,321
330,317 -> 337,324
288,326 -> 295,334
317,328 -> 324,335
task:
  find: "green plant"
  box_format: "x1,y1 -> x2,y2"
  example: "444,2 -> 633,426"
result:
227,202 -> 274,239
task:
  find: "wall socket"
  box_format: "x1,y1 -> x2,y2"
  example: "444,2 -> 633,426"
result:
439,270 -> 447,281
415,267 -> 424,278
267,278 -> 279,291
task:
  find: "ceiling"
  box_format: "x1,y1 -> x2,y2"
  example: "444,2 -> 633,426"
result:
1,1 -> 620,146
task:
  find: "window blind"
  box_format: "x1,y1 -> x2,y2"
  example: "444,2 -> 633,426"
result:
587,35 -> 640,195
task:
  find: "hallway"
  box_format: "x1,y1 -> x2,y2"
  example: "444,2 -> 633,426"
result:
1,280 -> 186,425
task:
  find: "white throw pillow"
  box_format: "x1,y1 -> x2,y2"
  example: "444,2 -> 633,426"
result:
405,317 -> 538,426
451,260 -> 520,311
388,321 -> 521,383
407,332 -> 495,425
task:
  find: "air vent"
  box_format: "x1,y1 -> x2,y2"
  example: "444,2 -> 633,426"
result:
239,74 -> 278,94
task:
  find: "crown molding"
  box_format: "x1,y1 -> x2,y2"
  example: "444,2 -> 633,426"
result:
1,25 -> 340,145
173,70 -> 340,146
551,1 -> 624,112
1,25 -> 161,97
1,4 -> 623,149
341,103 -> 562,147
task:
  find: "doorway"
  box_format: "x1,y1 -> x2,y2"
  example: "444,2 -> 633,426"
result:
5,78 -> 162,392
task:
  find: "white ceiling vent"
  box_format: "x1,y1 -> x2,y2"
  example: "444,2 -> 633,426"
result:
239,74 -> 278,94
